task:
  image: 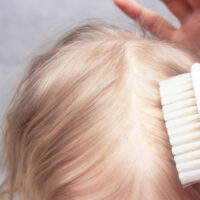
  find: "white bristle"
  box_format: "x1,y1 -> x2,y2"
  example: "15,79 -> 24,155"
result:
168,122 -> 200,136
160,81 -> 193,96
175,150 -> 200,163
172,141 -> 200,155
159,63 -> 200,187
163,98 -> 196,113
179,169 -> 200,186
159,73 -> 191,88
176,159 -> 200,172
161,90 -> 194,105
166,114 -> 199,129
170,131 -> 200,146
164,106 -> 198,121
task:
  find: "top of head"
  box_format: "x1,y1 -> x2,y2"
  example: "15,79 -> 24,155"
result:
1,22 -> 200,200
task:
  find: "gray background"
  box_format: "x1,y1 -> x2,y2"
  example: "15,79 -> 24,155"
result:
0,0 -> 178,185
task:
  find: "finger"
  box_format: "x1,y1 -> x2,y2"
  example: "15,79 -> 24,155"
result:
161,0 -> 192,22
185,0 -> 200,9
114,0 -> 176,40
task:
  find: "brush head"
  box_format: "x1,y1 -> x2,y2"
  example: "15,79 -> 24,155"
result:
159,63 -> 200,188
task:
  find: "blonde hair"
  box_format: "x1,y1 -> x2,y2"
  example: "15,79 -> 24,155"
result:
1,22 -> 200,200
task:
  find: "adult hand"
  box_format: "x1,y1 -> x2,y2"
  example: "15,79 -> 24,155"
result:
114,0 -> 200,55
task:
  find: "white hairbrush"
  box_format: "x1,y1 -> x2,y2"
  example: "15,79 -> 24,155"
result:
159,63 -> 200,188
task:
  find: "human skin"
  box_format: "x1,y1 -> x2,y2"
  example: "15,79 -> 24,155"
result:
113,0 -> 200,56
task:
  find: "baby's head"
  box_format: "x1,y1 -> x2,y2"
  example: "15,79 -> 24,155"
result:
1,23 -> 200,200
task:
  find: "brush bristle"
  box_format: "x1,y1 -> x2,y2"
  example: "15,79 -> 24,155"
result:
160,72 -> 200,187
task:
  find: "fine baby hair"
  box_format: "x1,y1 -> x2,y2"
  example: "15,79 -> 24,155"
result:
0,22 -> 200,200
